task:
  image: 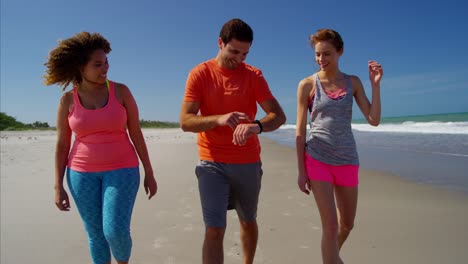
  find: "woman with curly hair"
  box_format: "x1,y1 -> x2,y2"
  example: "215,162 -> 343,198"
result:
44,32 -> 157,264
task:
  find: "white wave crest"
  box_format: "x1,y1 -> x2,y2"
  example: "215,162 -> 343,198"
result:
353,121 -> 468,134
279,122 -> 468,135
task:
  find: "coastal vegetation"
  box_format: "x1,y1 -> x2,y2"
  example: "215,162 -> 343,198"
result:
0,112 -> 51,131
0,112 -> 179,131
139,119 -> 179,128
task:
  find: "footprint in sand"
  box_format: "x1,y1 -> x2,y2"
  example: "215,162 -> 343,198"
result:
183,212 -> 192,218
226,246 -> 242,260
163,256 -> 176,264
226,245 -> 264,262
153,237 -> 168,249
184,224 -> 193,231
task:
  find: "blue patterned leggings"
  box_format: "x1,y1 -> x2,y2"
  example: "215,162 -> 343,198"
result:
67,167 -> 140,264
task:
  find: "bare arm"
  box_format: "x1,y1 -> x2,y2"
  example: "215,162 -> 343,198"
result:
232,98 -> 286,146
256,98 -> 286,132
120,83 -> 157,199
296,78 -> 313,195
353,61 -> 383,126
179,101 -> 251,133
54,93 -> 72,211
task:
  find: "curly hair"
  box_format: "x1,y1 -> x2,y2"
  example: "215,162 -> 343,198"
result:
309,29 -> 344,52
43,32 -> 111,91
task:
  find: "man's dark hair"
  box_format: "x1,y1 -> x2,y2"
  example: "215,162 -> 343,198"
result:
219,18 -> 253,44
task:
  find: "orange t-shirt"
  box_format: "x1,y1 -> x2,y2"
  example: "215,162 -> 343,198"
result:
184,59 -> 274,163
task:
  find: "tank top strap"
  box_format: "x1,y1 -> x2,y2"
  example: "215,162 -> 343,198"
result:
107,80 -> 119,105
308,73 -> 319,113
313,73 -> 322,93
312,73 -> 318,80
71,81 -> 116,108
107,79 -> 114,95
344,74 -> 352,93
72,86 -> 80,106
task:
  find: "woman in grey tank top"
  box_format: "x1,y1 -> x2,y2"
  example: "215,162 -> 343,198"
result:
295,29 -> 383,264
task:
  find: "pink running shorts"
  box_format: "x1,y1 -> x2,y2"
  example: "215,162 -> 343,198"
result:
305,153 -> 359,187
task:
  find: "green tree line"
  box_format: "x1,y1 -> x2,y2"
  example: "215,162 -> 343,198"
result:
0,112 -> 51,131
1,112 -> 179,131
139,119 -> 179,128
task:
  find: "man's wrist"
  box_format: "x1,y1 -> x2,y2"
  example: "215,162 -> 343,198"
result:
253,120 -> 263,134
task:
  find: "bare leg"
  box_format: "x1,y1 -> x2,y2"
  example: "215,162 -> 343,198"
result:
310,180 -> 342,264
334,185 -> 358,250
239,219 -> 258,264
203,226 -> 226,264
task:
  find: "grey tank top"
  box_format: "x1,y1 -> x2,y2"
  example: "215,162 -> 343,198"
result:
305,73 -> 359,165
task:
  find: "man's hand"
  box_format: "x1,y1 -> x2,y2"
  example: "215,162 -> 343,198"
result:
232,122 -> 260,146
217,112 -> 251,129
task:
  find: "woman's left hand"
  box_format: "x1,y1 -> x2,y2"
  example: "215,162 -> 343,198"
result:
368,60 -> 383,85
297,173 -> 311,195
144,172 -> 158,200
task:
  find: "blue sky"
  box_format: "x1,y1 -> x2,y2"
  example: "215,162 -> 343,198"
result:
1,0 -> 468,126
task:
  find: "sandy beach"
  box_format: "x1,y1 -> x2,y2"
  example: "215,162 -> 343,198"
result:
1,129 -> 467,264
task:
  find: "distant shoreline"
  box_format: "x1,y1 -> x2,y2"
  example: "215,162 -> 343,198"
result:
0,124 -> 180,132
351,111 -> 468,123
1,111 -> 179,131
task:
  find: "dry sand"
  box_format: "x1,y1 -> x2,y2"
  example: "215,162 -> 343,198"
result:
1,129 -> 467,263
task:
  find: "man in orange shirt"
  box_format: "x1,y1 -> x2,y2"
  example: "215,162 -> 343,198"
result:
180,18 -> 286,264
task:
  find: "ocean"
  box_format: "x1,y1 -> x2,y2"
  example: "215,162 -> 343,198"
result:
262,112 -> 468,193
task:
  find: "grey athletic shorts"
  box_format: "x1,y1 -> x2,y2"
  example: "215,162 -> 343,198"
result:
195,160 -> 263,228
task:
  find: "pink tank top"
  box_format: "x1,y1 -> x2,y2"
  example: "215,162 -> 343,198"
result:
67,80 -> 139,172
